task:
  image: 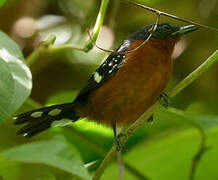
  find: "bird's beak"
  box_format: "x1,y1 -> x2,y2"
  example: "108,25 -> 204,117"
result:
172,24 -> 199,36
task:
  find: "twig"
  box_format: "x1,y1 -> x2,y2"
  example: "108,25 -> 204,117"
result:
26,34 -> 57,66
116,127 -> 125,180
87,13 -> 160,54
127,0 -> 218,32
92,50 -> 218,180
117,151 -> 125,180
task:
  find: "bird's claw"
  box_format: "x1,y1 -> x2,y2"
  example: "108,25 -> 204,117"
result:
158,92 -> 170,108
114,133 -> 126,151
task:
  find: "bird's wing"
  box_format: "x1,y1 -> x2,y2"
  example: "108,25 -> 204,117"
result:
74,40 -> 131,103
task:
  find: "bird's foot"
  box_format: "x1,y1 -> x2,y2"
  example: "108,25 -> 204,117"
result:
158,92 -> 170,108
114,133 -> 126,151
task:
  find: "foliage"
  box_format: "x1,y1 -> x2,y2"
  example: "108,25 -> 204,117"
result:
0,0 -> 217,180
0,31 -> 32,122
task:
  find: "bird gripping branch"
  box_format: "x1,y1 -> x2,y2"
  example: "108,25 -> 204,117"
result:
14,23 -> 198,150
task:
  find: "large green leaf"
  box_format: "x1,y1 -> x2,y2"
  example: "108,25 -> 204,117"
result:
0,31 -> 32,121
102,127 -> 218,180
2,136 -> 90,180
102,128 -> 201,180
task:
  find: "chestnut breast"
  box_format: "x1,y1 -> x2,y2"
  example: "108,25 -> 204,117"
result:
76,37 -> 178,126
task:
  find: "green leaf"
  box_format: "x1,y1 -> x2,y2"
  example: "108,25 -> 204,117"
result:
2,136 -> 90,180
0,0 -> 6,7
102,129 -> 200,180
0,31 -> 32,121
100,108 -> 218,180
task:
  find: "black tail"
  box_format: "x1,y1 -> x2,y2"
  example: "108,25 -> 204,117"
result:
14,103 -> 80,137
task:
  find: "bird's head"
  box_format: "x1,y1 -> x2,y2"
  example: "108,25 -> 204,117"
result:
127,23 -> 199,41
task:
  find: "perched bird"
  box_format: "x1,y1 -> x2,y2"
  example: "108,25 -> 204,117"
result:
14,23 -> 198,150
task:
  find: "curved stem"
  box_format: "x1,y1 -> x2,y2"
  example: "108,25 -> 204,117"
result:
85,0 -> 110,51
189,128 -> 208,180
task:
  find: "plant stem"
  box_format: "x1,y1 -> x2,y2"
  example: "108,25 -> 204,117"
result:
189,128 -> 207,180
92,50 -> 218,180
26,34 -> 56,67
85,0 -> 110,51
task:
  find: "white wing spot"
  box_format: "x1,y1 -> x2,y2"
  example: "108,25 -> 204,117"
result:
51,119 -> 72,127
109,62 -> 113,66
23,133 -> 28,137
48,108 -> 62,116
109,70 -> 113,73
114,59 -> 118,62
117,55 -> 121,58
13,116 -> 18,120
94,72 -> 103,83
30,111 -> 43,118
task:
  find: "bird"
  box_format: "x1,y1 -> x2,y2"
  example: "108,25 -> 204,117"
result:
14,23 -> 198,150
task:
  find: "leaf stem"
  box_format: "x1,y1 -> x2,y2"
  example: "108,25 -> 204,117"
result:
92,50 -> 218,180
189,128 -> 208,180
85,0 -> 110,51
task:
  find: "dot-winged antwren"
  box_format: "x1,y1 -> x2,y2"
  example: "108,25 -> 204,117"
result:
14,23 -> 198,150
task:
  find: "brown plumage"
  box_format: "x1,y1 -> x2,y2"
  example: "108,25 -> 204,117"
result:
14,23 -> 198,149
76,37 -> 179,126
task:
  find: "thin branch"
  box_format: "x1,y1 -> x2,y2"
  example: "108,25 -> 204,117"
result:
92,50 -> 218,180
127,0 -> 218,32
87,13 -> 160,54
26,34 -> 57,67
117,151 -> 125,180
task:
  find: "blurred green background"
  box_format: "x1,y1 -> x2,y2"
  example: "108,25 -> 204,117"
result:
0,0 -> 217,180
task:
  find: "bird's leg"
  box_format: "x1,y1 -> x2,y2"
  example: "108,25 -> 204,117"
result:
113,124 -> 125,151
158,92 -> 170,108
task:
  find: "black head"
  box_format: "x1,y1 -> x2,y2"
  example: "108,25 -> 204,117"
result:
126,23 -> 199,41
